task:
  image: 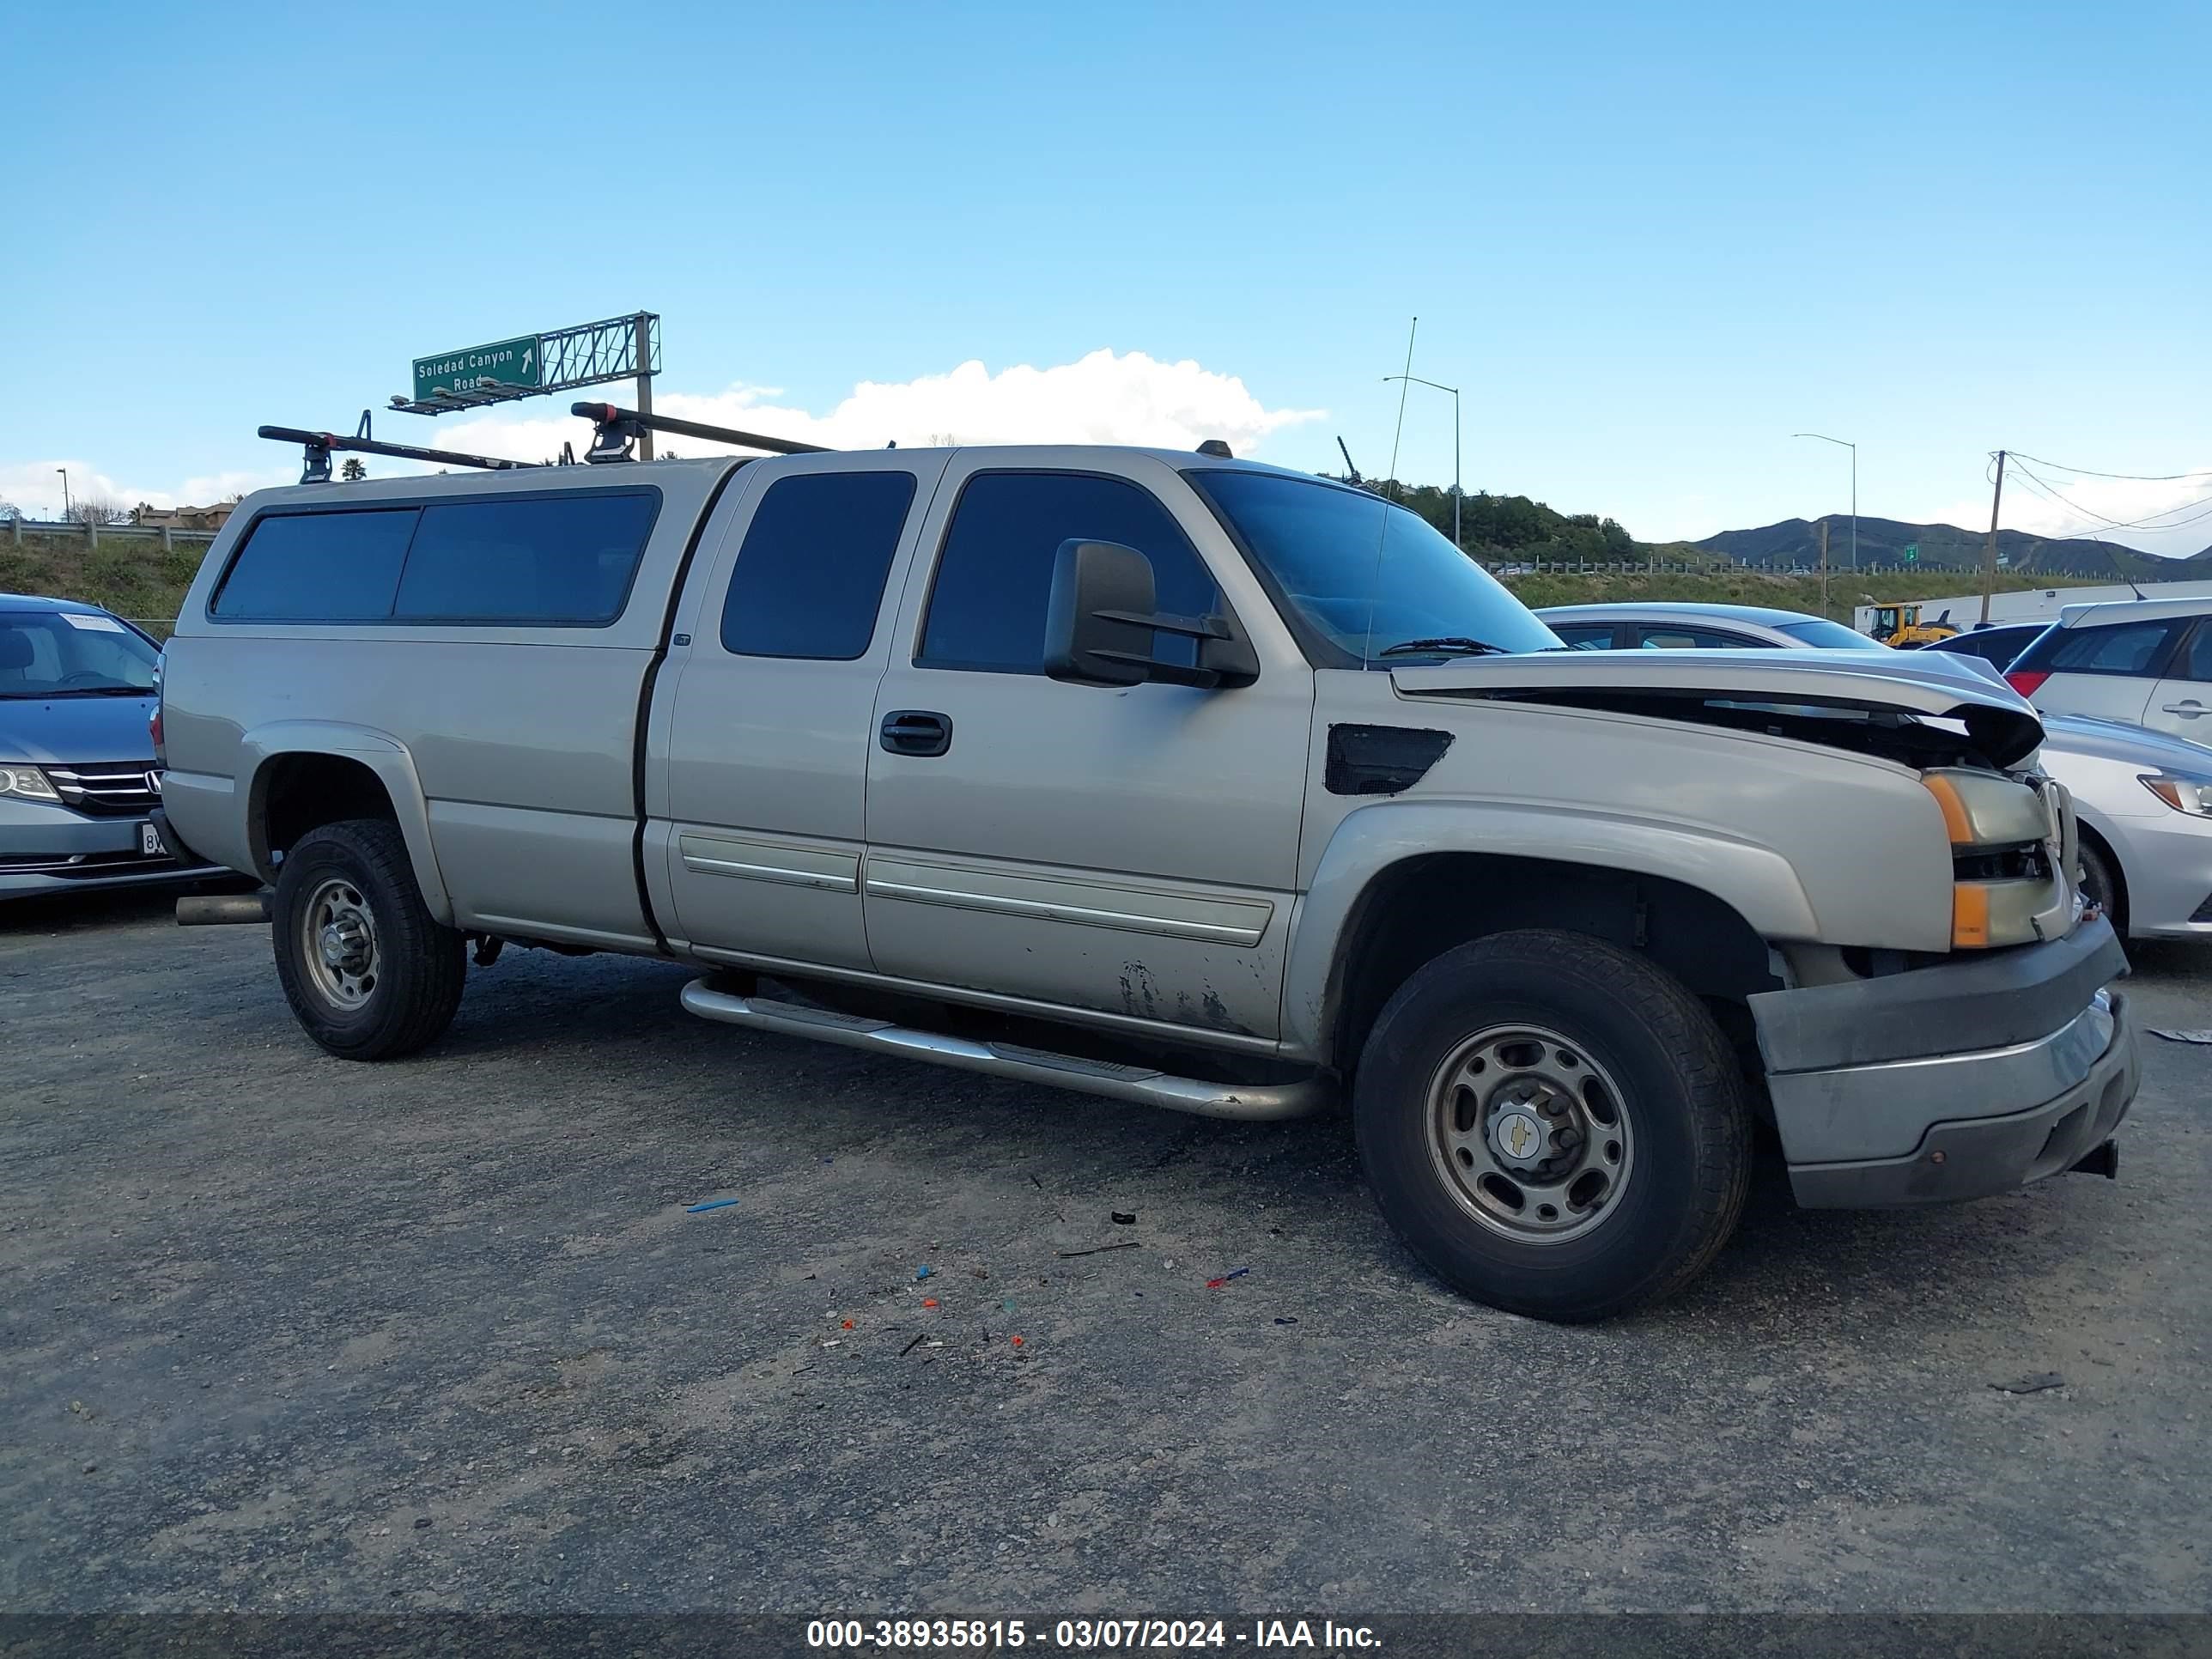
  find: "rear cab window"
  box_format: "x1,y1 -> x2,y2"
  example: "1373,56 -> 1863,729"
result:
210,489 -> 660,626
720,471 -> 918,659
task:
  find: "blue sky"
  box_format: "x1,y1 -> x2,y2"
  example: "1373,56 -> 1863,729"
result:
7,1 -> 2208,552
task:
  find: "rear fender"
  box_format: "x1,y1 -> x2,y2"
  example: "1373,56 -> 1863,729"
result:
240,721 -> 453,925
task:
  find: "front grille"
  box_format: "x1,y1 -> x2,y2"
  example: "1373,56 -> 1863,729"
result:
44,763 -> 162,817
2191,893 -> 2212,924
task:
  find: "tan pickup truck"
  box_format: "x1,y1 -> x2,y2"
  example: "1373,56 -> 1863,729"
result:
153,426 -> 2136,1320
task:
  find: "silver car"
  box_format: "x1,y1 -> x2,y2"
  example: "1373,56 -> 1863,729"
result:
1537,599 -> 2212,940
2039,714 -> 2212,942
1,594 -> 221,900
1536,601 -> 1875,652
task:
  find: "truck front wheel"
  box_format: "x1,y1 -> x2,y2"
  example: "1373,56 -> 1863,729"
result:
1353,928 -> 1750,1322
270,818 -> 466,1060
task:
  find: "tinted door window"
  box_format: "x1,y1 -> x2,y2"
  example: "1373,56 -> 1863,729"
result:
720,472 -> 917,659
2040,619 -> 2185,677
921,472 -> 1218,673
395,492 -> 657,624
212,508 -> 419,620
1944,627 -> 2042,666
1636,625 -> 1760,649
2178,623 -> 2212,683
1547,624 -> 1617,649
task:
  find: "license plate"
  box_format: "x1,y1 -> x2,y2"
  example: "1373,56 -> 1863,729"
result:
140,823 -> 164,856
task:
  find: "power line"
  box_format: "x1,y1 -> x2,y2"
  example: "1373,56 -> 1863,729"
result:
2002,461 -> 2212,541
2007,457 -> 2212,532
2005,449 -> 2212,483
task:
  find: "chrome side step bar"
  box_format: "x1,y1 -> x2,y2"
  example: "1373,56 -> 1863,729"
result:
678,978 -> 1332,1121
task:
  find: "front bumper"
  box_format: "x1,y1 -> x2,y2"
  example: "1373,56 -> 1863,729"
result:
1750,917 -> 2138,1207
2103,807 -> 2212,940
0,798 -> 216,900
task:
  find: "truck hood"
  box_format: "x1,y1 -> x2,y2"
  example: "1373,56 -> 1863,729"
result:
0,692 -> 158,765
1391,646 -> 2045,769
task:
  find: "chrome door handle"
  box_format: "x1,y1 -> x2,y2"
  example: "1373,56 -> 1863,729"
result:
2160,701 -> 2205,717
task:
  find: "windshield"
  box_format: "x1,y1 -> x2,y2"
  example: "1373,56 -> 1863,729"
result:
0,609 -> 159,697
1774,617 -> 1875,649
1185,470 -> 1561,666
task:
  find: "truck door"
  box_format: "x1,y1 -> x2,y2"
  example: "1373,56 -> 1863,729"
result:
860,454 -> 1314,1045
650,453 -> 945,969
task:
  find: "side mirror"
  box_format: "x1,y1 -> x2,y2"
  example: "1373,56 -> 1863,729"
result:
1042,539 -> 1258,690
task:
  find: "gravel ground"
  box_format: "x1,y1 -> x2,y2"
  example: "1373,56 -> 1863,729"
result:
3,891 -> 2209,1615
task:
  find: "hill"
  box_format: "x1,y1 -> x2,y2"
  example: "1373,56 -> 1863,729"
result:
1,532 -> 204,640
1694,514 -> 2212,579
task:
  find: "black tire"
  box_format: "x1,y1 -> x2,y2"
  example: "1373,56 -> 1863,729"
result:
2077,838 -> 2127,944
270,818 -> 465,1060
1352,928 -> 1751,1322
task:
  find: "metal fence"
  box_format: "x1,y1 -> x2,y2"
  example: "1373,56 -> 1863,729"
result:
1482,558 -> 1982,578
4,517 -> 221,550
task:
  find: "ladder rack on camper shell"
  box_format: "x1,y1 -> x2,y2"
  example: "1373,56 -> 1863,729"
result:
258,425 -> 533,484
570,402 -> 829,465
259,406 -> 1242,484
258,404 -> 836,484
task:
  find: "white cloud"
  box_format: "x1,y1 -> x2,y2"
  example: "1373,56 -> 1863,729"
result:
0,351 -> 1323,520
1925,460 -> 2212,561
422,348 -> 1326,468
0,459 -> 290,521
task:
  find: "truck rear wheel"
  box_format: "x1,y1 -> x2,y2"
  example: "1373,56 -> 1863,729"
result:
270,818 -> 466,1060
1352,928 -> 1750,1322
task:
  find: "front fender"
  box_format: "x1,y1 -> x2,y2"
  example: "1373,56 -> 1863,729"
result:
240,721 -> 455,925
1280,799 -> 1819,1063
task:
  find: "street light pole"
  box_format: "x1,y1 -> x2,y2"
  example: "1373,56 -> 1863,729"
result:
1793,433 -> 1856,570
57,468 -> 70,520
1384,374 -> 1462,548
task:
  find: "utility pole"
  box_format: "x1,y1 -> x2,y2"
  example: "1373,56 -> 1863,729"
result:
1979,450 -> 2008,623
1819,518 -> 1830,615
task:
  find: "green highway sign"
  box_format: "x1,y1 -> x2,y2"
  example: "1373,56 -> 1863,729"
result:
1903,542 -> 1918,563
413,335 -> 543,403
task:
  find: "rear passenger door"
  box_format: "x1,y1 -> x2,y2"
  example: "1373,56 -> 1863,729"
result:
2143,619 -> 2212,744
653,453 -> 945,970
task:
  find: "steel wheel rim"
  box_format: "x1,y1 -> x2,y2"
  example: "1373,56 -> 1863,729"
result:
300,877 -> 380,1011
1425,1022 -> 1636,1245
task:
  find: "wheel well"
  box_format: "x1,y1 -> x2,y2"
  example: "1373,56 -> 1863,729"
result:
254,754 -> 398,872
1327,854 -> 1778,1073
2076,821 -> 2128,927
